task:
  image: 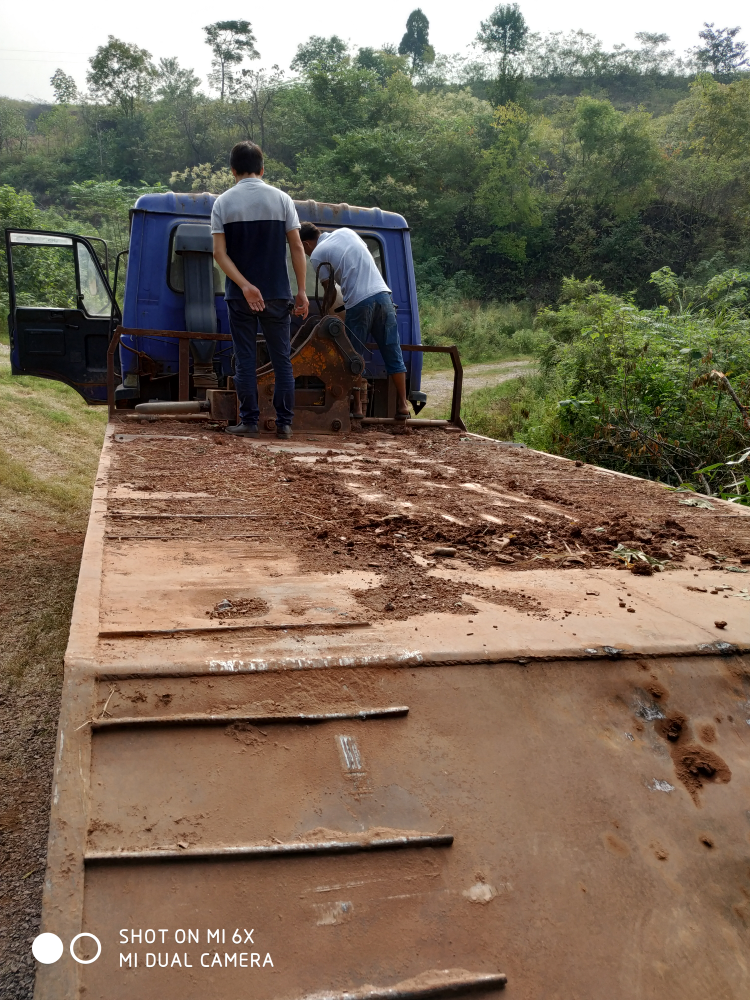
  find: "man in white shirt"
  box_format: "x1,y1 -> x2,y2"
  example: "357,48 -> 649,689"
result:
300,223 -> 410,421
212,141 -> 308,439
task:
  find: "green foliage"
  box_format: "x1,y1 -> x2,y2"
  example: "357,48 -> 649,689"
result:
474,103 -> 541,262
291,36 -> 349,75
497,272 -> 750,499
477,3 -> 529,101
50,69 -> 78,105
461,376 -> 539,439
204,20 -> 260,99
0,105 -> 27,154
355,47 -> 409,84
399,10 -> 435,71
419,297 -> 544,367
69,179 -> 168,257
691,23 -> 748,77
87,36 -> 157,116
477,3 -> 529,57
1,21 -> 749,307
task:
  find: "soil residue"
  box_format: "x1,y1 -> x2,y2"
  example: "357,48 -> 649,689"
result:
646,680 -> 669,701
105,425 -> 750,615
209,597 -> 270,619
655,713 -> 688,743
225,722 -> 269,749
673,745 -> 731,802
352,569 -> 549,621
655,712 -> 731,803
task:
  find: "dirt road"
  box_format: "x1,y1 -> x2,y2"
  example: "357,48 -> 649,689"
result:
419,359 -> 534,418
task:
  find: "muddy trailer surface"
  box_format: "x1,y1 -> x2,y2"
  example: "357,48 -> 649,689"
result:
36,423 -> 750,1000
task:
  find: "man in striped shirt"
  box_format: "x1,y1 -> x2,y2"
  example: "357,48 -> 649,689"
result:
212,141 -> 308,439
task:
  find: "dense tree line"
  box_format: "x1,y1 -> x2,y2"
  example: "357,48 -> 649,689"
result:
0,7 -> 748,306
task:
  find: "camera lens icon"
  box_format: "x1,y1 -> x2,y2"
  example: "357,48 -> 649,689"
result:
32,934 -> 63,965
32,932 -> 101,965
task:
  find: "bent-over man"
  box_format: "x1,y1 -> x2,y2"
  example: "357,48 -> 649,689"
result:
212,141 -> 308,439
299,223 -> 410,422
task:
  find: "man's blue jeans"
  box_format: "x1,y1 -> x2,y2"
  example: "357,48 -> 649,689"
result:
345,292 -> 407,375
227,297 -> 295,427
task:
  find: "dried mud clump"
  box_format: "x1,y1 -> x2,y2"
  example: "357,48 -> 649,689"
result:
655,712 -> 731,803
655,713 -> 687,742
352,564 -> 549,621
674,746 -> 731,802
209,597 -> 270,619
353,575 -> 479,620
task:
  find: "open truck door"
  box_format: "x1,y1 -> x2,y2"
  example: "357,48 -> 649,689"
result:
5,230 -> 118,404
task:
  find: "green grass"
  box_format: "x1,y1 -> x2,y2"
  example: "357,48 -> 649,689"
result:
419,298 -> 549,370
460,376 -> 535,439
0,345 -> 107,517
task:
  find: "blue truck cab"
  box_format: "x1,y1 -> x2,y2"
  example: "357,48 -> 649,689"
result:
5,193 -> 423,417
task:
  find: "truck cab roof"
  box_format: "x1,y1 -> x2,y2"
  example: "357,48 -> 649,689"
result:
133,192 -> 409,231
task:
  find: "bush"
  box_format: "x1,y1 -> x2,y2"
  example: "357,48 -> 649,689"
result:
496,272 -> 750,501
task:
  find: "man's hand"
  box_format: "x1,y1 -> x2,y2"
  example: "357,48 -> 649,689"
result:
293,290 -> 309,318
242,283 -> 265,312
214,233 -> 265,311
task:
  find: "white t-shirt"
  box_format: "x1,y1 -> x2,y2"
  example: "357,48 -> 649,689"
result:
310,229 -> 390,310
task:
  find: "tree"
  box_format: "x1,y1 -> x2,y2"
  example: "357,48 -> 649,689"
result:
291,36 -> 349,75
87,37 -> 157,116
37,104 -> 78,153
477,4 -> 529,64
204,20 -> 259,99
50,68 -> 78,104
398,10 -> 435,70
691,23 -> 748,77
355,46 -> 408,83
236,66 -> 285,148
475,102 -> 541,263
633,33 -> 676,75
477,4 -> 529,102
156,57 -> 200,101
0,105 -> 28,154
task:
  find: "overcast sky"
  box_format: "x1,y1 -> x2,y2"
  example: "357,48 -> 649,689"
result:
1,0 -> 747,102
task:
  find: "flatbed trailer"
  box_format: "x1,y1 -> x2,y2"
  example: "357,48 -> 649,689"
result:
35,421 -> 750,1000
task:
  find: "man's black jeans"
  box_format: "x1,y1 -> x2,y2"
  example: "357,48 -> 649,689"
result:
227,297 -> 295,427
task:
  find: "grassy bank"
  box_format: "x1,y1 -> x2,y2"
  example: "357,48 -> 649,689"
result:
0,346 -> 106,993
0,345 -> 107,518
419,297 -> 548,369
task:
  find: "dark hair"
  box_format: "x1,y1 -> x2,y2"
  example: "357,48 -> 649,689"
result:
300,222 -> 321,242
230,141 -> 263,176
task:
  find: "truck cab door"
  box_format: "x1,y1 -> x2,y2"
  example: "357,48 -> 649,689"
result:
5,230 -> 119,404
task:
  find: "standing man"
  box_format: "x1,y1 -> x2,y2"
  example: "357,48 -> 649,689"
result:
299,223 -> 411,422
212,141 -> 308,438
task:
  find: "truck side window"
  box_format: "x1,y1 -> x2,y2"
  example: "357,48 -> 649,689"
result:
168,231 -> 225,294
362,236 -> 385,277
76,242 -> 111,317
286,233 -> 385,295
9,234 -> 77,309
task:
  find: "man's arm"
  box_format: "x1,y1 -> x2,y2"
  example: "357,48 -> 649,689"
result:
287,229 -> 309,319
212,233 -> 265,312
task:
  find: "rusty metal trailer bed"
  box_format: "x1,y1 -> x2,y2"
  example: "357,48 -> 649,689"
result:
35,424 -> 750,1000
